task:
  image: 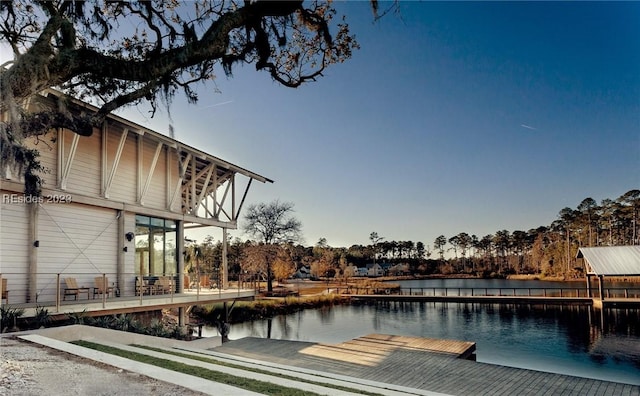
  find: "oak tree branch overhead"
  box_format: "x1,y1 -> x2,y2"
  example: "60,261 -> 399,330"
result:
1,0 -> 368,195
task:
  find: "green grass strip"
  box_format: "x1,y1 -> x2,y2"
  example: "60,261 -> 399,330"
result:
73,340 -> 321,396
134,344 -> 384,396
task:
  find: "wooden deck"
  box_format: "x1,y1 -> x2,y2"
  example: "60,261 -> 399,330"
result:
7,289 -> 255,319
214,334 -> 639,396
298,334 -> 475,367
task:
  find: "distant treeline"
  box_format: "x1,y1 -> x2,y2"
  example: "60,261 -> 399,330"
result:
188,189 -> 639,280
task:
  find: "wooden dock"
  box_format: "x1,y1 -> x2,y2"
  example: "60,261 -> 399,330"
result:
333,286 -> 640,309
350,294 -> 596,306
349,294 -> 640,309
298,334 -> 475,366
214,334 -> 639,395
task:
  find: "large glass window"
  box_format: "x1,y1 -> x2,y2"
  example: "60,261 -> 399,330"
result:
135,215 -> 177,276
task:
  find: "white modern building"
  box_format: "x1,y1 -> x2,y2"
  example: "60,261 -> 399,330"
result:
1,90 -> 271,319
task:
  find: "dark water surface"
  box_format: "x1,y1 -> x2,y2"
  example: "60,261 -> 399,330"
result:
208,279 -> 640,385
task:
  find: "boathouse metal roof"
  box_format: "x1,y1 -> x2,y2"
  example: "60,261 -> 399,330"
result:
577,246 -> 640,276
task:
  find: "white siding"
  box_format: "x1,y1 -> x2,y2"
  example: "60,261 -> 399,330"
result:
107,129 -> 137,203
0,193 -> 29,303
36,203 -> 117,302
28,129 -> 58,186
64,128 -> 101,196
122,211 -> 137,296
167,149 -> 181,212
141,138 -> 167,209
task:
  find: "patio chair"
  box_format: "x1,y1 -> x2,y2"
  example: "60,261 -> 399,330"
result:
93,276 -> 115,299
135,277 -> 152,296
64,278 -> 90,300
1,278 -> 8,304
155,276 -> 173,294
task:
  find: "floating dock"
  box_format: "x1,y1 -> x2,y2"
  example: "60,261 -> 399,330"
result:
298,334 -> 476,367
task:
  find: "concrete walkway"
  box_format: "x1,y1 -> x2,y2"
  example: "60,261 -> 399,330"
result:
18,334 -> 261,396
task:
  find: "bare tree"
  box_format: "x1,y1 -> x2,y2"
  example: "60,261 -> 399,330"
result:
243,200 -> 302,291
1,1 -> 362,195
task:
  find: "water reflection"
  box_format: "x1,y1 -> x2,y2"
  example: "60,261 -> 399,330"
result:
209,302 -> 639,385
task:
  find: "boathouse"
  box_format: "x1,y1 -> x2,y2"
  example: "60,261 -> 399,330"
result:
577,246 -> 640,301
1,90 -> 271,317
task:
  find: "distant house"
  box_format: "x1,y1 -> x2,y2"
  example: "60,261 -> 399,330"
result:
293,265 -> 311,279
344,265 -> 358,278
355,267 -> 368,277
366,263 -> 384,277
380,263 -> 393,275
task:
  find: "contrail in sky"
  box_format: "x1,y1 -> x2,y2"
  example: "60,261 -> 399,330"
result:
200,100 -> 234,109
520,124 -> 537,130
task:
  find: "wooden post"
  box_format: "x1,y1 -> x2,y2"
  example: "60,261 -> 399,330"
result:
102,273 -> 107,308
55,274 -> 60,312
598,275 -> 604,301
222,227 -> 228,289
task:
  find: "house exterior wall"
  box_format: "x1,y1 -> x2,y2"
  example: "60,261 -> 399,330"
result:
0,193 -> 30,300
105,126 -> 137,203
36,202 -> 118,302
1,93 -> 266,304
1,106 -> 182,303
63,129 -> 102,195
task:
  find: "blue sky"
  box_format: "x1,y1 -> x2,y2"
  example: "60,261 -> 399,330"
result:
111,2 -> 639,247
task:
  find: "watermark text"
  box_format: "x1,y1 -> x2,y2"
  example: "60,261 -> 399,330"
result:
2,193 -> 73,204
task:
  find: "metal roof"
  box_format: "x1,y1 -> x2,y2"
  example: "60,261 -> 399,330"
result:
576,246 -> 640,276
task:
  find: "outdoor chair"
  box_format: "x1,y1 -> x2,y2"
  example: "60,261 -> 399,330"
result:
63,278 -> 90,300
1,278 -> 8,304
155,276 -> 173,294
135,277 -> 152,296
93,276 -> 115,299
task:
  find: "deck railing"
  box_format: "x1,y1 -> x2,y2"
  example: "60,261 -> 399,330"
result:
330,286 -> 640,299
0,271 -> 253,310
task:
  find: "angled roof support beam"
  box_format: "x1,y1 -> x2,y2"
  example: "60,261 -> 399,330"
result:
212,164 -> 218,217
170,151 -> 190,211
215,180 -> 233,221
235,178 -> 253,221
193,163 -> 215,213
190,155 -> 197,214
202,193 -> 216,219
58,130 -> 80,189
139,141 -> 163,205
231,174 -> 236,222
103,128 -> 129,198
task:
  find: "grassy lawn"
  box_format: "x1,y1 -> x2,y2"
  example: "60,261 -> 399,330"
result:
73,341 -> 383,396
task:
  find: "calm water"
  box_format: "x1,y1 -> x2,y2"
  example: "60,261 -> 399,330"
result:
206,279 -> 640,385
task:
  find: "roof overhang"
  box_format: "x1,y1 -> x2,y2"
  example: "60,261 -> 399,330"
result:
576,246 -> 640,276
42,89 -> 273,184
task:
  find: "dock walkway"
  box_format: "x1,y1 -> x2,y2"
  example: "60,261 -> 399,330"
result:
214,334 -> 639,396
